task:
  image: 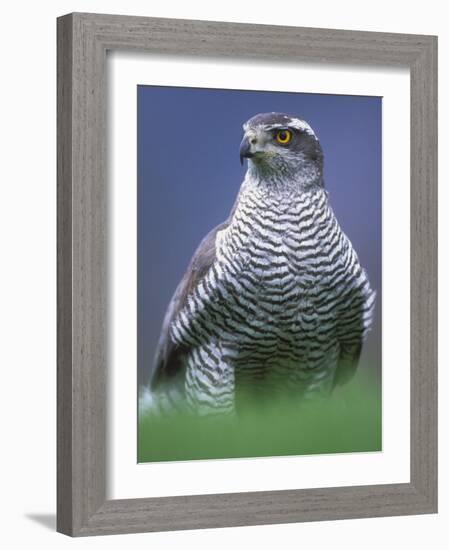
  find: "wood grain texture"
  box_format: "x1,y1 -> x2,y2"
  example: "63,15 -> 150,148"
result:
57,12 -> 438,536
57,13 -> 74,536
409,36 -> 438,509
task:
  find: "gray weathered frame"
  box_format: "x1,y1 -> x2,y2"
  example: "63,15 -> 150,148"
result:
57,12 -> 438,536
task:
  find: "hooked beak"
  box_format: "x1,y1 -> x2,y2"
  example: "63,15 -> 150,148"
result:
239,135 -> 254,165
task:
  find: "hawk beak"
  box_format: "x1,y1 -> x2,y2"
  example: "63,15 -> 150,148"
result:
239,136 -> 254,165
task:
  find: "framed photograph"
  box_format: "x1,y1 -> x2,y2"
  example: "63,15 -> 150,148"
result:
57,12 -> 437,536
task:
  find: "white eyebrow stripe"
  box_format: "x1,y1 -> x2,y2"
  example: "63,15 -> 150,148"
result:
243,118 -> 317,138
264,123 -> 288,130
285,118 -> 316,136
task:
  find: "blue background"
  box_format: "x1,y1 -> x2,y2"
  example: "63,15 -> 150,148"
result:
137,86 -> 382,387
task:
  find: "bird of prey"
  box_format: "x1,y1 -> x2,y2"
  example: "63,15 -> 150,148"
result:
148,112 -> 375,416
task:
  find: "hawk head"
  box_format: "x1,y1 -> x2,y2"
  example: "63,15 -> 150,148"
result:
239,112 -> 324,187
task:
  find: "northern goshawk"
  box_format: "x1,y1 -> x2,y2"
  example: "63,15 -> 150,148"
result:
147,112 -> 375,415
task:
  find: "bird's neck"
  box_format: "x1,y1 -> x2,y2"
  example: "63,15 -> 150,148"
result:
235,177 -> 329,219
245,162 -> 324,194
242,166 -> 324,201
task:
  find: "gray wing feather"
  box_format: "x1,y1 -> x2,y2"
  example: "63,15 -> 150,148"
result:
333,273 -> 375,389
150,223 -> 224,389
333,343 -> 362,388
151,194 -> 241,389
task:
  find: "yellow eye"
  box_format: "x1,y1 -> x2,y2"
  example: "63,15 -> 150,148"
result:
275,129 -> 292,144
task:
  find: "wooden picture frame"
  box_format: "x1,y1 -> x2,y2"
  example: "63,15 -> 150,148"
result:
57,12 -> 438,536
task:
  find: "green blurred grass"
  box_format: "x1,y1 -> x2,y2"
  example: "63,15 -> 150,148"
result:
138,371 -> 381,463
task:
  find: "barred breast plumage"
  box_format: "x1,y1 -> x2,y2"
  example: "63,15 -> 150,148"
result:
148,112 -> 375,416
